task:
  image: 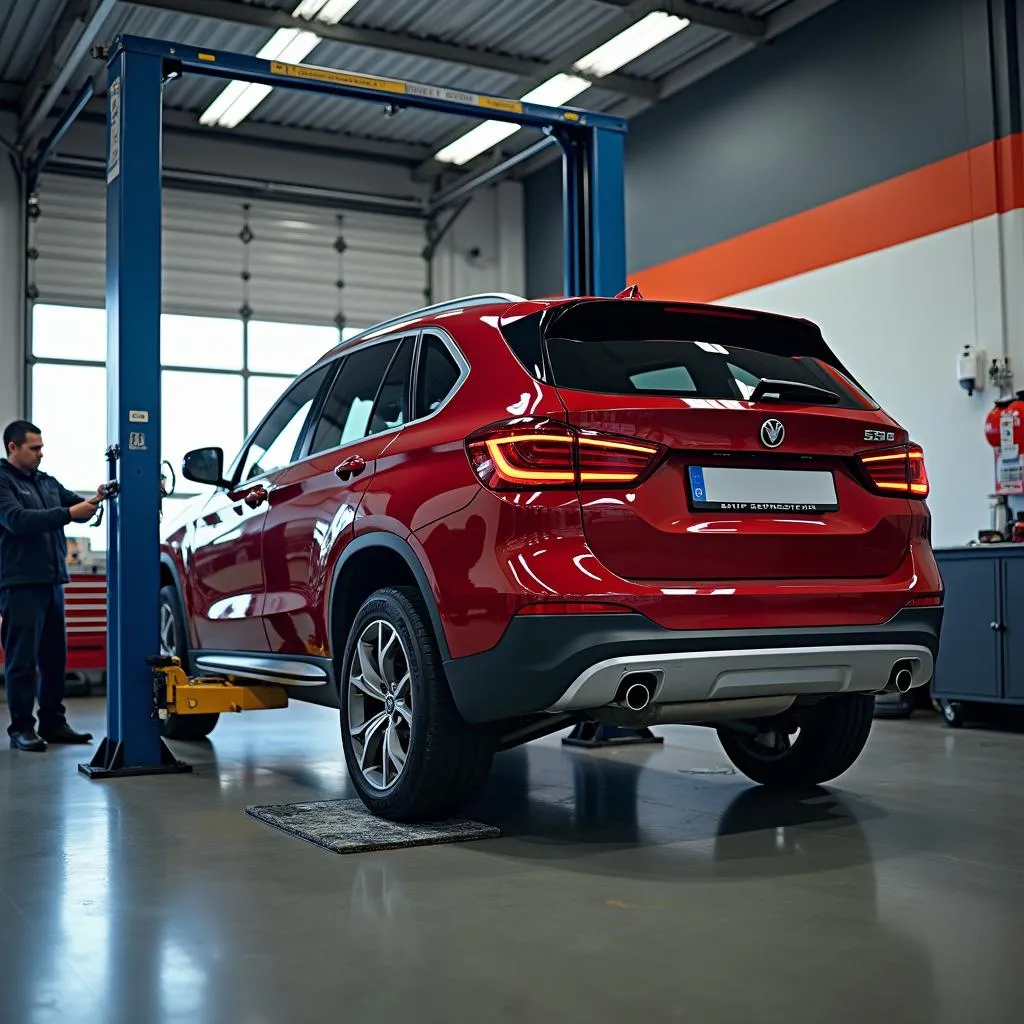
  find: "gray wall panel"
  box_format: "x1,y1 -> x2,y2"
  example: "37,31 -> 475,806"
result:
524,0 -> 1001,297
524,160 -> 563,297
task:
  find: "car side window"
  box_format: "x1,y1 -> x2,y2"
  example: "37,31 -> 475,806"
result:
308,340 -> 399,455
238,365 -> 331,483
415,333 -> 461,418
368,339 -> 414,436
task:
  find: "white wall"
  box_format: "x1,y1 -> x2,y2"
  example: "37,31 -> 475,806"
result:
721,213 -> 1024,549
430,181 -> 525,302
0,112 -> 23,423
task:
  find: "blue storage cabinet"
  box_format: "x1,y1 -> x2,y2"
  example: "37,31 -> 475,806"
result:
932,545 -> 1024,719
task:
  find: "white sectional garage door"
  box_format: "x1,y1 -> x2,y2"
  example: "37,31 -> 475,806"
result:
31,172 -> 428,329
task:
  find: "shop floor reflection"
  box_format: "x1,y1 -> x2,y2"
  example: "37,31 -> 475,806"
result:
0,699 -> 1021,1024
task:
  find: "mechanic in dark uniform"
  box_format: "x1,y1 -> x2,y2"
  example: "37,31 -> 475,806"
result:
0,421 -> 105,751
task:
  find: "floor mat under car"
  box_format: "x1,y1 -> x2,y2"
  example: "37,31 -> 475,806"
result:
244,798 -> 500,854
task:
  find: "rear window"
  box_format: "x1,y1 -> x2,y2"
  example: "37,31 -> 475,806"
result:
502,301 -> 877,410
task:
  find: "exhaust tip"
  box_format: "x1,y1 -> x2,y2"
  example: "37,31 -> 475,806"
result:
615,672 -> 656,711
623,682 -> 652,711
894,667 -> 914,693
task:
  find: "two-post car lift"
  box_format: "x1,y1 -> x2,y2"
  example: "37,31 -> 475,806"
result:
33,33 -> 633,777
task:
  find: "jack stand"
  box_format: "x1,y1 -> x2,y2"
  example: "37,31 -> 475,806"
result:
79,737 -> 192,779
562,722 -> 664,749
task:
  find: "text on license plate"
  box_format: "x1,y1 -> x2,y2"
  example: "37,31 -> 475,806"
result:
688,466 -> 838,513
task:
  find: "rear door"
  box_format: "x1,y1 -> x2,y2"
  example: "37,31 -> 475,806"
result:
534,301 -> 912,582
260,337 -> 412,656
185,364 -> 333,651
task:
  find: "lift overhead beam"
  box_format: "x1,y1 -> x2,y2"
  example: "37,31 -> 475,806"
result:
125,0 -> 656,100
51,34 -> 627,776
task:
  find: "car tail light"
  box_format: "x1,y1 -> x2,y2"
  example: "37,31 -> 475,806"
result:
858,444 -> 930,499
905,594 -> 942,607
466,419 -> 663,491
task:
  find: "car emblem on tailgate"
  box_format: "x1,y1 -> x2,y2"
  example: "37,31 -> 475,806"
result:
760,418 -> 785,448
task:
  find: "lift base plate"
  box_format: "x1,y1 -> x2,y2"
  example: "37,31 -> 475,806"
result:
561,722 -> 664,748
79,737 -> 192,779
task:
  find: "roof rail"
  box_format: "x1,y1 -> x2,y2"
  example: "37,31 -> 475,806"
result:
347,293 -> 525,341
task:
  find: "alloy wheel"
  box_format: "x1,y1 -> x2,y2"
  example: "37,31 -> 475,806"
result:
347,620 -> 413,791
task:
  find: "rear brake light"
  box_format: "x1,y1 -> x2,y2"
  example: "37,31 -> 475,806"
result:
905,595 -> 942,607
467,419 -> 663,491
858,444 -> 930,499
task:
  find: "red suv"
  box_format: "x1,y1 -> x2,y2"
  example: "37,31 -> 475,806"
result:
161,294 -> 943,821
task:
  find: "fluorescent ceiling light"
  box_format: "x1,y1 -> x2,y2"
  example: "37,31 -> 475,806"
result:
258,27 -> 320,63
201,82 -> 274,129
315,0 -> 363,23
520,73 -> 591,107
200,1 -> 360,128
435,121 -> 521,166
292,0 -> 361,24
573,11 -> 690,78
436,74 -> 592,165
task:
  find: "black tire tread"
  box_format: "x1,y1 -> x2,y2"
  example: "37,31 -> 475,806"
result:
159,584 -> 219,742
341,585 -> 494,822
718,693 -> 874,788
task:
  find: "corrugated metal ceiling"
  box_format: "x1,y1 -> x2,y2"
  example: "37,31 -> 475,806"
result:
0,0 -> 66,82
3,0 -> 797,150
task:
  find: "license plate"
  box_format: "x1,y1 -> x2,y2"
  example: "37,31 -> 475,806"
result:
688,466 -> 838,513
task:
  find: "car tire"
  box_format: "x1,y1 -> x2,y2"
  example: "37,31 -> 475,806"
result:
339,586 -> 495,823
717,693 -> 875,789
158,584 -> 219,742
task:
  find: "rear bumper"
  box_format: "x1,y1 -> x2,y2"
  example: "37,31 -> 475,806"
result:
443,606 -> 942,724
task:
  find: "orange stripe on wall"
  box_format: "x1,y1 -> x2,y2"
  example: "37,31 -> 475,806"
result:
630,133 -> 1024,304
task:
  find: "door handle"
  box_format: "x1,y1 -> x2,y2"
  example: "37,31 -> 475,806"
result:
242,485 -> 269,509
335,455 -> 366,481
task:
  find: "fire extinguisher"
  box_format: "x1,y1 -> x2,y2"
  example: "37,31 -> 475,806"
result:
986,392 -> 1024,499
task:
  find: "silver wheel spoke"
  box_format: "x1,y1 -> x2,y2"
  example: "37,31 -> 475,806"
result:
357,638 -> 386,692
351,671 -> 386,702
379,626 -> 398,677
393,672 -> 411,699
385,722 -> 406,774
358,711 -> 389,772
347,618 -> 413,792
351,709 -> 389,741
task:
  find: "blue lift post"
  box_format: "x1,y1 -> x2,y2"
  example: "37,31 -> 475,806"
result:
50,33 -> 636,777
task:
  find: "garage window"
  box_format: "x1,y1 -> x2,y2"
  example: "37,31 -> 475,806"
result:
27,303 -> 362,550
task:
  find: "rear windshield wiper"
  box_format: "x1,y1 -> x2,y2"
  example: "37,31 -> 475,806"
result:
749,378 -> 841,406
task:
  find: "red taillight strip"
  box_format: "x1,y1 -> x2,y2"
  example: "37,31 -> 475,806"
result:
468,419 -> 664,491
484,435 -> 575,483
858,444 -> 930,499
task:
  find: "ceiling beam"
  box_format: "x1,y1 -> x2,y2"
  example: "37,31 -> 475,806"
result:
595,0 -> 766,38
53,95 -> 434,165
123,0 -> 656,101
18,0 -> 118,148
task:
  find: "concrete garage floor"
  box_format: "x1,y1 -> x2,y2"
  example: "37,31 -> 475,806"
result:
1,699 -> 1023,1024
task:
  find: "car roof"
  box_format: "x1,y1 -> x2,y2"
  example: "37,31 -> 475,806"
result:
314,293 -> 819,366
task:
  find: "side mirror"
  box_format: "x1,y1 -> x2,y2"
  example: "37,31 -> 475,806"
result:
181,447 -> 227,488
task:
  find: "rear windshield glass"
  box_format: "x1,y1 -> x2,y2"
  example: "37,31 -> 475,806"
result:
505,301 -> 876,409
546,338 -> 868,408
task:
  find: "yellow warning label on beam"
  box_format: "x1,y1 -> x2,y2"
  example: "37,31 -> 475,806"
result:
478,96 -> 523,114
270,61 -> 406,95
269,61 -> 524,114
197,52 -> 217,62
